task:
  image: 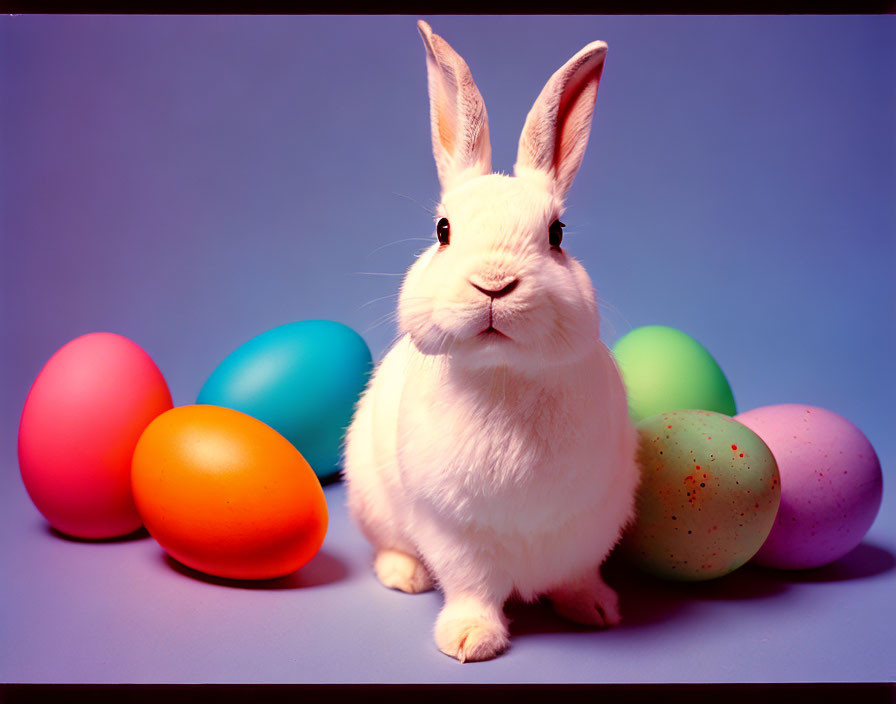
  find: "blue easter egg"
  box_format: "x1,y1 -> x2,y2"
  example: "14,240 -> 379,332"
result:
197,320 -> 372,481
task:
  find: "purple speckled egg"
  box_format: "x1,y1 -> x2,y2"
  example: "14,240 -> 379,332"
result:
735,404 -> 883,570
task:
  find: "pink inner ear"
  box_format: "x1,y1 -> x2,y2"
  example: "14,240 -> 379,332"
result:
515,42 -> 607,198
437,102 -> 457,156
555,76 -> 599,176
553,56 -> 603,184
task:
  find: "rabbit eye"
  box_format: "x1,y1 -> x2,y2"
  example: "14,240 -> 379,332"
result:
436,218 -> 450,246
549,219 -> 565,248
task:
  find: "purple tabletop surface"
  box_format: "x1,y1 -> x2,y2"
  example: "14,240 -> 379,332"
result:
2,14 -> 894,684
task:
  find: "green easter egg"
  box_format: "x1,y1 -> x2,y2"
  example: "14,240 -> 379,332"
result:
612,325 -> 737,422
620,410 -> 781,581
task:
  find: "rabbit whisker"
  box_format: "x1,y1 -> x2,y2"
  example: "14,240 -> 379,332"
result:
366,237 -> 434,258
358,293 -> 401,309
392,191 -> 437,216
596,295 -> 633,343
363,311 -> 401,335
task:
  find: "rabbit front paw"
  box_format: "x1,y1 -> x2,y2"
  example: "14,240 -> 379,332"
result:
434,596 -> 510,663
374,549 -> 434,593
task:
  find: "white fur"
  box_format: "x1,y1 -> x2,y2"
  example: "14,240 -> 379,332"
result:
343,21 -> 639,663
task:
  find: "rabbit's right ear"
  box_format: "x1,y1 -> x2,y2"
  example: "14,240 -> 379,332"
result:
417,20 -> 492,193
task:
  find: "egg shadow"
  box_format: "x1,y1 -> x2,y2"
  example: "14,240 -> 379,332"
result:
752,541 -> 896,584
161,548 -> 350,590
45,524 -> 151,543
319,473 -> 344,488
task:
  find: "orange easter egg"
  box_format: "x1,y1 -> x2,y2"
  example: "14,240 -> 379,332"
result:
132,404 -> 327,580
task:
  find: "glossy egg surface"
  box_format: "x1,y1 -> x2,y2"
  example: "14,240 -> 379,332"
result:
18,332 -> 172,539
197,320 -> 372,480
131,404 -> 328,580
612,325 -> 737,422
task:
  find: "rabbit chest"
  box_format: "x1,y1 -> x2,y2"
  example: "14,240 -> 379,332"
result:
394,349 -> 628,536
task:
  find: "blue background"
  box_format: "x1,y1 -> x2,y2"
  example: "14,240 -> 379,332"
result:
1,15 -> 894,683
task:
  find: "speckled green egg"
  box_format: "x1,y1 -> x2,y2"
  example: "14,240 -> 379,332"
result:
621,410 -> 781,581
612,325 -> 737,422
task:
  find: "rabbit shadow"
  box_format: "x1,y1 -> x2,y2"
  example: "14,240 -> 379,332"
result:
161,548 -> 350,590
608,558 -> 792,631
507,551 -> 791,637
509,540 -> 894,638
506,597 -> 613,638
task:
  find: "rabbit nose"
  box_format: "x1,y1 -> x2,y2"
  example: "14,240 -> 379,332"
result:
470,277 -> 519,299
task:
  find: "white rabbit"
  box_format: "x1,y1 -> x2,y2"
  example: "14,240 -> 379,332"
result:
343,20 -> 639,663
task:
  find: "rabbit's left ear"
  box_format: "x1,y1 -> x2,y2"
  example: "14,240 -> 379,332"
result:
514,41 -> 608,203
418,20 -> 492,193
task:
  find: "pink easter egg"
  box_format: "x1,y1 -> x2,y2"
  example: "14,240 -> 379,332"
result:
735,404 -> 883,570
18,332 -> 173,539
